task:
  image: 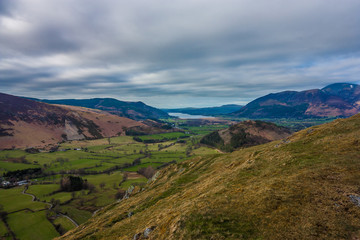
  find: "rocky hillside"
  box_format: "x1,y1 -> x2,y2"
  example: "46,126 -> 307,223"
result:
59,113 -> 360,239
38,98 -> 170,120
232,83 -> 360,118
200,120 -> 292,152
0,93 -> 147,149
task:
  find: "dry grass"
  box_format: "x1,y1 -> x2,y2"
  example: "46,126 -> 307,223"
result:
58,114 -> 360,240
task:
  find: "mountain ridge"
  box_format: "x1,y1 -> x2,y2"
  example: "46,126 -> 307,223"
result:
33,97 -> 170,120
232,83 -> 360,118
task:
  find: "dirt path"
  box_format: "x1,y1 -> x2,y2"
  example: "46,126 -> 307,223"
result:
22,186 -> 78,227
92,208 -> 102,216
215,148 -> 224,154
59,213 -> 79,227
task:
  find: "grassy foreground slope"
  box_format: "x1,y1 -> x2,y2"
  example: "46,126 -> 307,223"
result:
60,114 -> 360,240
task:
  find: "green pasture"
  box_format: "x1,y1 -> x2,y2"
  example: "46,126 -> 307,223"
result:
123,162 -> 163,172
60,206 -> 92,224
182,125 -> 229,135
120,178 -> 148,189
60,136 -> 135,149
7,211 -> 59,240
0,150 -> 28,160
136,132 -> 190,141
27,184 -> 73,203
0,187 -> 46,213
53,216 -> 76,232
84,172 -> 123,188
0,220 -> 8,237
0,161 -> 35,174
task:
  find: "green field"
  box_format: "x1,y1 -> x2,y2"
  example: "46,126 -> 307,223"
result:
53,216 -> 76,232
59,206 -> 92,225
84,172 -> 123,188
135,132 -> 191,142
0,187 -> 47,213
0,220 -> 8,238
27,184 -> 74,203
7,211 -> 59,240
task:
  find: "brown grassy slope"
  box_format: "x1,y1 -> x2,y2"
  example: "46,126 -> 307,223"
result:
59,114 -> 360,240
202,120 -> 292,152
0,93 -> 145,149
220,120 -> 292,145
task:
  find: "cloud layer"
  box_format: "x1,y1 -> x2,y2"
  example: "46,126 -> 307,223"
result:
1,0 -> 360,107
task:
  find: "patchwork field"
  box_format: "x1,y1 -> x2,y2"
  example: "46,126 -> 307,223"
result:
0,127 -> 224,239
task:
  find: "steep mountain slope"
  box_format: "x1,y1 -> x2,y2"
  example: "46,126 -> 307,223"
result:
0,93 -> 147,149
322,83 -> 360,107
232,83 -> 360,118
164,104 -> 243,116
60,114 -> 360,239
39,98 -> 170,120
200,120 -> 292,152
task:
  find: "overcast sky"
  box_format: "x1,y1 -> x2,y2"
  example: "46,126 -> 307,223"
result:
1,0 -> 360,108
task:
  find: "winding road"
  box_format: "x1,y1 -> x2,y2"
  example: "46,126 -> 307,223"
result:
22,187 -> 79,227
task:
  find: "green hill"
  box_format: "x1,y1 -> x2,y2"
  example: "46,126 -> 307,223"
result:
59,114 -> 360,240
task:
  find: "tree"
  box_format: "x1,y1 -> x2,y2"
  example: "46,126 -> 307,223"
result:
60,176 -> 85,192
0,204 -> 7,221
132,158 -> 141,166
99,182 -> 106,189
138,166 -> 156,179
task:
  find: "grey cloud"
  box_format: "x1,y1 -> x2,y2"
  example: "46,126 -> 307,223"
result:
1,0 -> 360,107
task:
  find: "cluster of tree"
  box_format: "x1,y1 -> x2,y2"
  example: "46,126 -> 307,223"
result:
133,135 -> 189,144
200,131 -> 224,149
4,156 -> 30,164
25,148 -> 40,153
3,168 -> 42,180
125,128 -> 146,136
60,176 -> 92,192
0,204 -> 7,221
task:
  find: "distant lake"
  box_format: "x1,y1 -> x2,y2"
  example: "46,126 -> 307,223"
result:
168,112 -> 215,119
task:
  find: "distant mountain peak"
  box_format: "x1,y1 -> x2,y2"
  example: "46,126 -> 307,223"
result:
232,83 -> 360,118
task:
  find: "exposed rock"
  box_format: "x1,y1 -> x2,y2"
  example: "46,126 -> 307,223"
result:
133,233 -> 141,240
123,185 -> 135,199
148,171 -> 160,183
143,226 -> 156,238
349,195 -> 360,207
